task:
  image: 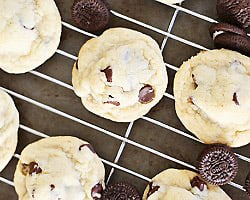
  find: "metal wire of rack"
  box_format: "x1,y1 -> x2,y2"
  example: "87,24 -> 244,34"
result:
0,0 -> 249,198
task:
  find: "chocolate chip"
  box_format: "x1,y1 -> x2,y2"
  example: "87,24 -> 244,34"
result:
198,144 -> 238,185
233,92 -> 240,105
139,85 -> 155,104
22,162 -> 42,176
245,172 -> 250,197
104,101 -> 120,106
191,176 -> 206,191
217,0 -> 250,28
32,189 -> 35,198
187,96 -> 195,105
79,143 -> 96,153
147,182 -> 160,198
102,182 -> 140,200
91,183 -> 103,199
75,60 -> 79,69
192,74 -> 198,89
23,25 -> 35,30
101,66 -> 112,82
50,184 -> 55,191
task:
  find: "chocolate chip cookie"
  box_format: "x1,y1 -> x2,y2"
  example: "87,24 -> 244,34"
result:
143,169 -> 231,199
0,89 -> 19,172
14,136 -> 105,200
0,0 -> 61,73
72,28 -> 168,122
174,49 -> 250,147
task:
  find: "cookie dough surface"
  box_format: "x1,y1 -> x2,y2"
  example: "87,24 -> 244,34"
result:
72,28 -> 168,122
0,90 -> 19,172
14,136 -> 105,200
0,0 -> 61,73
174,49 -> 250,147
143,169 -> 231,200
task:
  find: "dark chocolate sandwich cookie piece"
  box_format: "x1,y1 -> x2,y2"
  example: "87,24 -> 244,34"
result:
72,0 -> 110,32
217,0 -> 250,28
209,23 -> 250,57
245,172 -> 250,197
102,182 -> 141,200
198,144 -> 238,186
209,23 -> 247,38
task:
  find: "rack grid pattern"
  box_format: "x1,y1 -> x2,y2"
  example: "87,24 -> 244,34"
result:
0,0 -> 249,198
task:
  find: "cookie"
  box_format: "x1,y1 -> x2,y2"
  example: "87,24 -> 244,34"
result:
174,49 -> 250,147
209,23 -> 250,56
14,136 -> 105,200
157,0 -> 185,4
198,144 -> 238,186
102,182 -> 140,200
72,0 -> 110,32
217,0 -> 250,28
245,172 -> 250,197
142,169 -> 231,200
0,90 -> 19,172
0,0 -> 61,74
72,28 -> 168,122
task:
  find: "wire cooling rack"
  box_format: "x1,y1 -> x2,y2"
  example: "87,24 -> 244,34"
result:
0,0 -> 249,199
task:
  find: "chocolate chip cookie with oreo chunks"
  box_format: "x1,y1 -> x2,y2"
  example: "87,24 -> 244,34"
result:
143,169 -> 231,199
72,28 -> 168,122
14,136 -> 105,200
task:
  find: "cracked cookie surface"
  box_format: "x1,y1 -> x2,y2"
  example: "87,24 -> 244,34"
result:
0,0 -> 61,73
174,49 -> 250,147
72,28 -> 168,122
143,169 -> 231,200
14,136 -> 105,200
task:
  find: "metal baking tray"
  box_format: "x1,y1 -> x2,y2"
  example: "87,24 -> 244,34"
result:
0,0 -> 249,199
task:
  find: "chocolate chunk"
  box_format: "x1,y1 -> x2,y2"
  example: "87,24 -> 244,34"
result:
102,182 -> 140,200
192,74 -> 198,89
91,183 -> 103,199
75,60 -> 79,69
147,182 -> 160,198
191,176 -> 206,191
187,96 -> 195,105
23,25 -> 35,30
101,66 -> 112,82
139,85 -> 155,104
50,184 -> 55,191
209,23 -> 247,38
71,0 -> 110,32
217,0 -> 250,28
22,162 -> 42,176
245,172 -> 250,197
104,101 -> 120,106
233,92 -> 240,105
209,23 -> 250,56
79,143 -> 96,153
198,144 -> 238,185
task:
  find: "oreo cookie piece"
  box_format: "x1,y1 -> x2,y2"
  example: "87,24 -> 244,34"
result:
245,172 -> 250,197
198,144 -> 238,186
209,23 -> 250,57
72,0 -> 110,32
217,0 -> 250,28
102,182 -> 141,200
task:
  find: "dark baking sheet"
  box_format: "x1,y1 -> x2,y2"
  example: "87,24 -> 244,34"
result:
0,0 -> 249,199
